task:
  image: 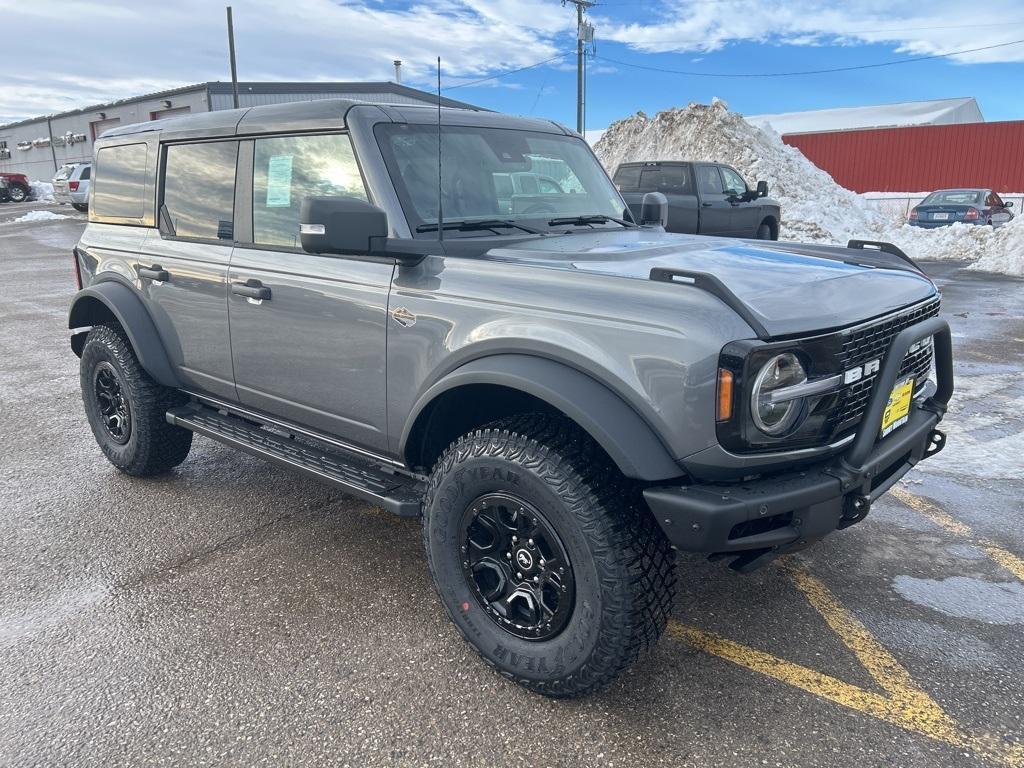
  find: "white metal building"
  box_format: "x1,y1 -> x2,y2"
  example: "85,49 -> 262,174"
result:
0,81 -> 479,181
744,96 -> 984,135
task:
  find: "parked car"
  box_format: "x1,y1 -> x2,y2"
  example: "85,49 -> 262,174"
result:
613,160 -> 781,239
909,188 -> 1014,228
69,100 -> 952,697
0,172 -> 31,203
52,162 -> 91,212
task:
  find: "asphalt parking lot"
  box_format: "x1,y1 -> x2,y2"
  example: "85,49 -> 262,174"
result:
2,201 -> 1022,768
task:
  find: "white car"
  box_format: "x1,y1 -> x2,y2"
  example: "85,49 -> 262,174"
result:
52,162 -> 91,212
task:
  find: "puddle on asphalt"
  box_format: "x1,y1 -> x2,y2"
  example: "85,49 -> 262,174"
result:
893,575 -> 1024,624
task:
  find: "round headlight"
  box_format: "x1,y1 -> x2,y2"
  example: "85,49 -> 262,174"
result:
751,352 -> 807,436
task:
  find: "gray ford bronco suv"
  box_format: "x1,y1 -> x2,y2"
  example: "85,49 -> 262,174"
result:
69,99 -> 953,697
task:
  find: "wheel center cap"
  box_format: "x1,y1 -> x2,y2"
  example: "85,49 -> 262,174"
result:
515,549 -> 534,571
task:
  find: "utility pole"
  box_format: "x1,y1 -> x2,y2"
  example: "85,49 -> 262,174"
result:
226,6 -> 240,109
562,0 -> 595,135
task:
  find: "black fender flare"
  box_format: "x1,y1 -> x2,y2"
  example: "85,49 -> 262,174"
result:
68,281 -> 180,388
401,354 -> 683,482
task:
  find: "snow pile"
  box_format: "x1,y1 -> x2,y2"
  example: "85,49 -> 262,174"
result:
593,100 -> 1024,277
30,181 -> 54,202
14,210 -> 69,223
594,99 -> 892,244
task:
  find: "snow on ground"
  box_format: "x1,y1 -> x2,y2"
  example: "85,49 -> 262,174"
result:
593,100 -> 1024,277
13,210 -> 69,223
30,181 -> 55,202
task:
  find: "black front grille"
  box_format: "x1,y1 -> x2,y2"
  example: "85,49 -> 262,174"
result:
830,297 -> 940,433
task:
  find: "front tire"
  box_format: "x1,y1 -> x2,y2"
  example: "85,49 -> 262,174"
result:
756,220 -> 774,240
423,414 -> 676,697
80,324 -> 192,475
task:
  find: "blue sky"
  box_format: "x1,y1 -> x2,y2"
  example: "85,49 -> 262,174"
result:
2,0 -> 1023,130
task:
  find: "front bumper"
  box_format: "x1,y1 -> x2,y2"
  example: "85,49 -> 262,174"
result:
644,317 -> 954,572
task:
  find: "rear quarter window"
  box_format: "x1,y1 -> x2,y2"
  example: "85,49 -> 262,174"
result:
93,144 -> 149,219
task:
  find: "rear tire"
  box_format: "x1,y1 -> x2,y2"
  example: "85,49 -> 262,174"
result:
80,324 -> 192,475
72,203 -> 88,212
9,184 -> 28,203
423,414 -> 676,697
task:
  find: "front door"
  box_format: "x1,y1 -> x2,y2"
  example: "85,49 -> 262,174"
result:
227,133 -> 393,452
719,165 -> 761,237
695,164 -> 731,236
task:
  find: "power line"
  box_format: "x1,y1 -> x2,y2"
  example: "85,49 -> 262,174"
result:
609,20 -> 1024,48
595,38 -> 1024,78
443,52 -> 571,90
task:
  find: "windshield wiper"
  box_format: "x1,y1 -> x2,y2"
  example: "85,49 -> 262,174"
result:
547,214 -> 637,228
415,219 -> 544,235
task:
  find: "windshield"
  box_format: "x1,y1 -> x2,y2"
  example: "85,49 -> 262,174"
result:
921,190 -> 984,206
375,124 -> 629,235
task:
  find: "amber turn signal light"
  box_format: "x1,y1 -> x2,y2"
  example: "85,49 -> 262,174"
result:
717,368 -> 734,422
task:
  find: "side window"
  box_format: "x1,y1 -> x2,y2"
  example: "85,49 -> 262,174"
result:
79,165 -> 91,181
162,141 -> 238,241
720,166 -> 747,195
613,166 -> 641,190
696,165 -> 724,195
93,144 -> 148,218
988,192 -> 1004,207
660,165 -> 690,192
253,134 -> 367,249
639,168 -> 663,190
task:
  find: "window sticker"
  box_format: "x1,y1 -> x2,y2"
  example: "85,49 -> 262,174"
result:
266,154 -> 294,207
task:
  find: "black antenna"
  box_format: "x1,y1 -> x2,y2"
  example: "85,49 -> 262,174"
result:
436,56 -> 444,243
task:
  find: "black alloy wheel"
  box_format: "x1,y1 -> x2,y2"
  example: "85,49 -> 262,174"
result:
93,361 -> 132,444
460,492 -> 574,641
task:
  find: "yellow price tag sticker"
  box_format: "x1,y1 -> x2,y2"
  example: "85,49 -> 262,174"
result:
880,378 -> 914,438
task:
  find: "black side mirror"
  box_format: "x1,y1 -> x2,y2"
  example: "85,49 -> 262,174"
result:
756,180 -> 769,197
300,196 -> 388,255
640,191 -> 668,227
1005,201 -> 1014,208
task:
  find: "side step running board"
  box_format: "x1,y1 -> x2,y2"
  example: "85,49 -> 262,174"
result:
167,403 -> 423,517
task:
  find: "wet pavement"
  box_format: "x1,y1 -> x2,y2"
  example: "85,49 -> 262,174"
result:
1,205 -> 1022,767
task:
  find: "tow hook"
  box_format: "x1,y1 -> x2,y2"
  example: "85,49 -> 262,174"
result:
838,494 -> 871,529
924,428 -> 946,459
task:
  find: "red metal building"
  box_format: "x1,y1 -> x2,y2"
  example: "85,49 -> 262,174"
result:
783,120 -> 1024,193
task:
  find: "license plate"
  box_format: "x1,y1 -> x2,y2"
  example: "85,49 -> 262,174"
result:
880,378 -> 914,438
933,212 -> 949,220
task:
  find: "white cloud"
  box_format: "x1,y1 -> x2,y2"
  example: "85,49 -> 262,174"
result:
0,0 -> 574,122
596,0 -> 1024,64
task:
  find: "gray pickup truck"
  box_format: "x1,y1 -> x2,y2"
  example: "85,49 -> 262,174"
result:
68,99 -> 952,698
614,160 -> 781,239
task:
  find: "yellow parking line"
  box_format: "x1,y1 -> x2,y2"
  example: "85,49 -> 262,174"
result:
667,563 -> 1024,767
890,487 -> 1024,582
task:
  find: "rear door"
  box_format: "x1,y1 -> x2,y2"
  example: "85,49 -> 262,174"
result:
694,164 -> 731,236
227,132 -> 393,452
638,164 -> 698,233
140,139 -> 238,401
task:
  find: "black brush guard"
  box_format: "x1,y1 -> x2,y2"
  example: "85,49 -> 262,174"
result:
644,317 -> 954,573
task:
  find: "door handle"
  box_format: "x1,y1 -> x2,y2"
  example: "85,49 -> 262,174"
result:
701,202 -> 712,208
231,279 -> 271,302
138,265 -> 169,282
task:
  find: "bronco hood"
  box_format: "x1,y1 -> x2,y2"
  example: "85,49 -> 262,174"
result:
484,229 -> 938,338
